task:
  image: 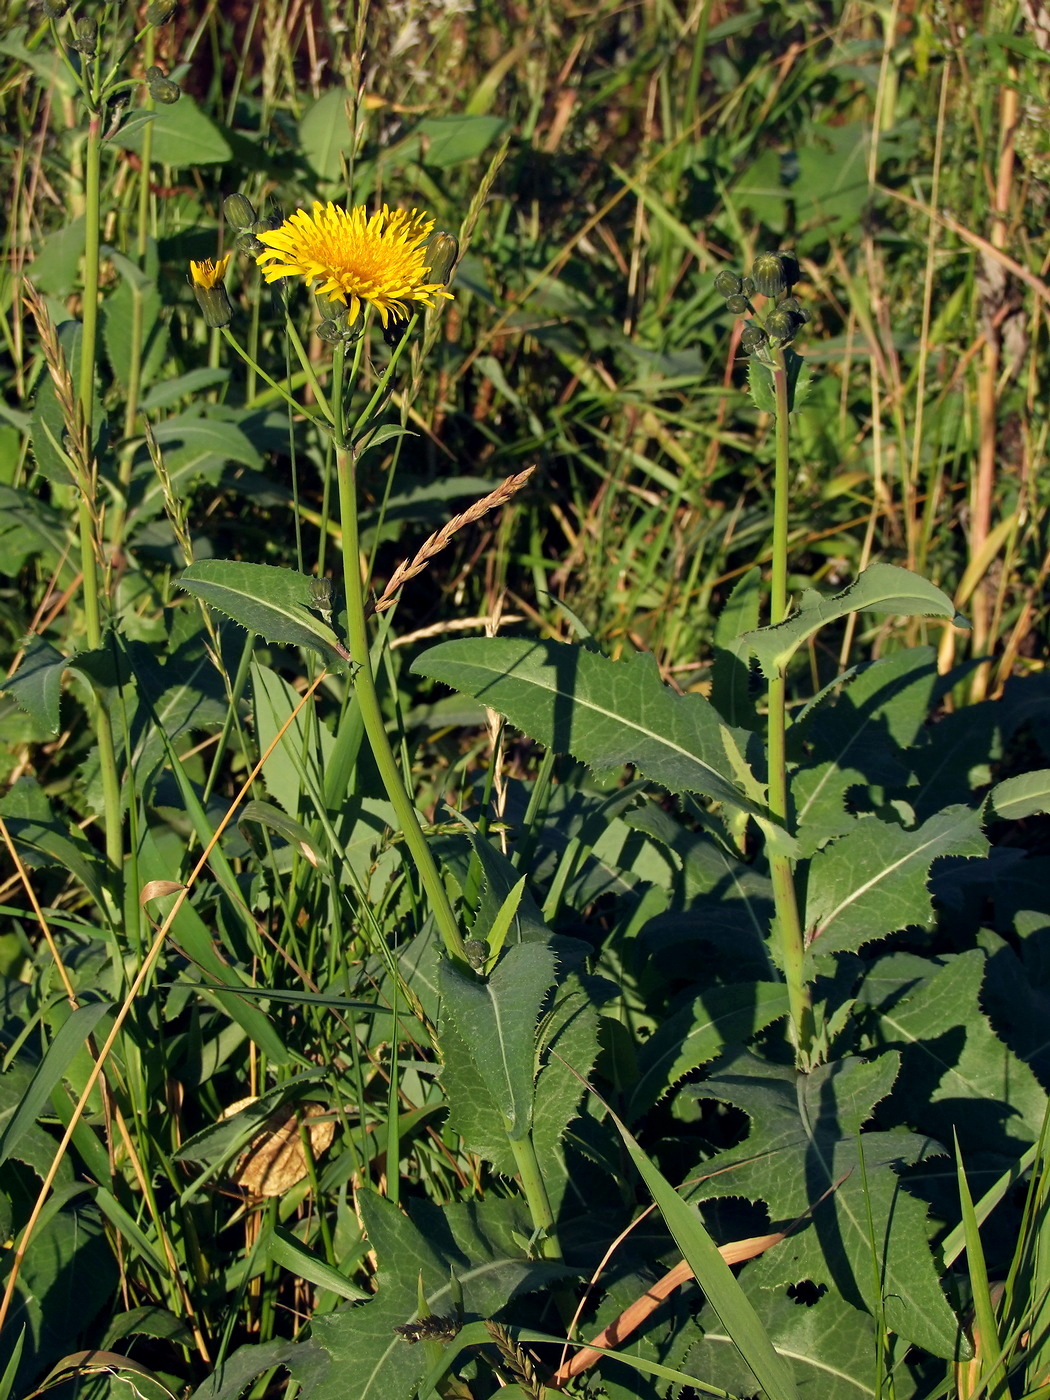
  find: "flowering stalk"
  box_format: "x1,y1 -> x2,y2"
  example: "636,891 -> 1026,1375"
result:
717,252 -> 814,1067
768,347 -> 814,1069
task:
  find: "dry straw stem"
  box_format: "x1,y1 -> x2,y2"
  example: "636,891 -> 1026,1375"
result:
0,671 -> 331,1352
372,466 -> 535,614
550,1230 -> 786,1386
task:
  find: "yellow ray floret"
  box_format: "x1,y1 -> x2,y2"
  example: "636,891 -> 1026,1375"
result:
189,253 -> 231,288
254,202 -> 454,327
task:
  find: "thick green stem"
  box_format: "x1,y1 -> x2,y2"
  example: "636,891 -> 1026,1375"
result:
507,1132 -> 562,1260
78,112 -> 123,880
334,440 -> 465,964
768,351 -> 813,1067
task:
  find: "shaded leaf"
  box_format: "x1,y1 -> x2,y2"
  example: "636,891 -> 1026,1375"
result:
805,806 -> 988,965
413,638 -> 760,814
685,1051 -> 958,1358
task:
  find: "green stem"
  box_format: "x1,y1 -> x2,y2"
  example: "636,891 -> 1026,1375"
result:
768,350 -> 813,1068
507,1132 -> 562,1260
78,111 -> 123,881
334,438 -> 465,964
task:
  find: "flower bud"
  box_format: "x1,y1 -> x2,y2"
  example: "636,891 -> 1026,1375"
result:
73,16 -> 98,55
740,324 -> 766,353
315,291 -> 348,325
316,319 -> 344,343
146,65 -> 180,103
43,0 -> 70,16
146,0 -> 177,22
223,193 -> 258,230
724,294 -> 749,314
777,250 -> 800,288
464,939 -> 488,971
424,231 -> 459,286
750,252 -> 788,298
777,295 -> 809,323
741,277 -> 755,297
714,270 -> 742,298
189,255 -> 233,329
765,308 -> 802,345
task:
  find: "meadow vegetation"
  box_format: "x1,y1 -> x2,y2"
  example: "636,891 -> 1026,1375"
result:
1,2 -> 1049,1399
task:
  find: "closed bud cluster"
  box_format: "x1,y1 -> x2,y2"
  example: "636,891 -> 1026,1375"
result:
146,0 -> 177,22
146,64 -> 180,103
223,193 -> 258,229
73,15 -> 98,55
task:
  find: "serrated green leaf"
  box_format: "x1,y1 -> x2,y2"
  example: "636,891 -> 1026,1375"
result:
178,561 -> 349,670
872,950 -> 1047,1155
686,1051 -> 959,1358
604,1093 -> 802,1400
1,637 -> 69,734
805,805 -> 988,964
747,345 -> 810,415
413,638 -> 761,814
988,769 -> 1050,821
693,1281 -> 901,1400
438,942 -> 556,1139
628,982 -> 790,1120
741,565 -> 958,679
306,1192 -> 570,1400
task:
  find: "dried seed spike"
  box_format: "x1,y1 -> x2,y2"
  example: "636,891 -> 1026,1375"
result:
373,466 -> 536,614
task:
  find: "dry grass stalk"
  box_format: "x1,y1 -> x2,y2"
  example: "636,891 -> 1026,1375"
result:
373,466 -> 535,614
22,279 -> 96,509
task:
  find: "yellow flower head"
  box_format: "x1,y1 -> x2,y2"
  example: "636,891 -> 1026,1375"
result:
254,202 -> 454,327
189,253 -> 231,289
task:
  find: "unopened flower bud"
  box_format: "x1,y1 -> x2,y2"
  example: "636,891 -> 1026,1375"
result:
751,252 -> 788,298
146,65 -> 180,103
714,270 -> 742,298
73,15 -> 98,55
740,324 -> 766,353
314,291 -> 348,325
43,0 -> 70,16
424,231 -> 458,286
223,193 -> 258,229
316,319 -> 344,343
724,294 -> 749,314
765,308 -> 802,345
189,255 -> 232,329
146,0 -> 177,22
741,277 -> 756,297
777,295 -> 809,323
464,939 -> 488,971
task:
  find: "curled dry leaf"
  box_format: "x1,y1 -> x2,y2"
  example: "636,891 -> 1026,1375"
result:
140,879 -> 186,904
223,1096 -> 335,1197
